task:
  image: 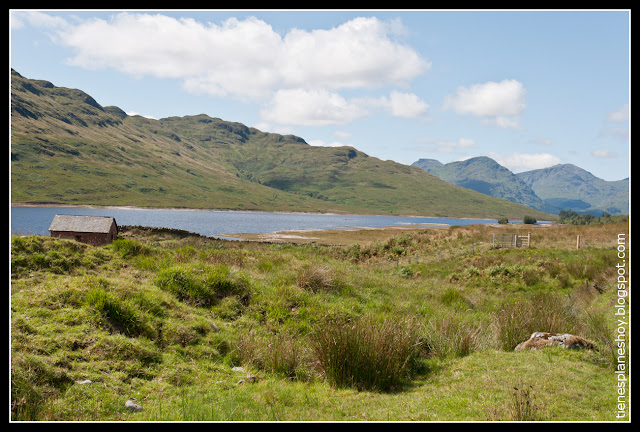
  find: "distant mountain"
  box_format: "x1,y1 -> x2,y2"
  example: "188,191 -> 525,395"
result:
412,156 -> 629,215
412,156 -> 557,213
412,158 -> 443,172
10,69 -> 552,220
516,164 -> 629,215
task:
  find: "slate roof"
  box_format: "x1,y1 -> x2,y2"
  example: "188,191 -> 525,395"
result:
48,215 -> 117,233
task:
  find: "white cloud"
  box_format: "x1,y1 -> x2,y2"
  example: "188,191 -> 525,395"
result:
260,88 -> 369,126
11,10 -> 69,30
33,12 -> 432,127
260,88 -> 429,126
386,91 -> 429,118
307,139 -> 345,147
607,103 -> 629,123
51,13 -> 429,103
126,111 -> 157,119
279,17 -> 429,91
491,152 -> 561,172
444,79 -> 526,128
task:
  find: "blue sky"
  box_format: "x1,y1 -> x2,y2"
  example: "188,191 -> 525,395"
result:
10,9 -> 630,181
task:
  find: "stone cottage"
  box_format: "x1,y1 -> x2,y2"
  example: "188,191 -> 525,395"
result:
49,215 -> 118,246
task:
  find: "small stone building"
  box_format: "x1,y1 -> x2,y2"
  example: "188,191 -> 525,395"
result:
49,215 -> 118,246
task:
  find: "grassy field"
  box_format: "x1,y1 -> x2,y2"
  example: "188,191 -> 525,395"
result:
10,220 -> 629,421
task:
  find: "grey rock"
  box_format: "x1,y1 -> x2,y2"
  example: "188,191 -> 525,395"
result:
125,400 -> 143,412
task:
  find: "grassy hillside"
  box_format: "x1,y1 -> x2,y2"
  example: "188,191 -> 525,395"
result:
10,69 -> 552,220
11,221 -> 629,421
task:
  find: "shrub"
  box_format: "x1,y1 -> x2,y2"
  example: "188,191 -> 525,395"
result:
111,238 -> 150,258
296,264 -> 336,293
85,287 -> 150,337
497,217 -> 509,224
522,215 -> 537,225
309,317 -> 421,392
154,264 -> 249,307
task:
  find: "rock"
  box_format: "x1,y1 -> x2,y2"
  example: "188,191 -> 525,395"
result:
125,400 -> 143,412
515,332 -> 595,351
236,374 -> 257,385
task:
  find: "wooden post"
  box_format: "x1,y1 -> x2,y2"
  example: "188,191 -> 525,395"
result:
577,235 -> 581,249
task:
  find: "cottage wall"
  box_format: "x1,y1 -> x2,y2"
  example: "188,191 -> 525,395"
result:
51,224 -> 117,246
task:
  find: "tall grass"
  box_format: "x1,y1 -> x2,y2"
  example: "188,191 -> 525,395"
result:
424,315 -> 484,358
85,287 -> 151,337
309,317 -> 421,392
230,330 -> 312,380
493,293 -> 579,351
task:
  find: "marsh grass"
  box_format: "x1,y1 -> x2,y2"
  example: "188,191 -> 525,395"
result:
493,293 -> 579,351
309,316 -> 421,392
424,315 -> 485,358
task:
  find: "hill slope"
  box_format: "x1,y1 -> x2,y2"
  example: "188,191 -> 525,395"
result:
412,156 -> 556,213
10,70 -> 551,220
516,164 -> 629,215
413,157 -> 629,216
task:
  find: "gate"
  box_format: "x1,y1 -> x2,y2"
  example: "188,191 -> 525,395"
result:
493,232 -> 531,248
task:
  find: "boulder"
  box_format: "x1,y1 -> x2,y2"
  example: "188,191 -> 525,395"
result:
125,400 -> 143,412
515,332 -> 595,351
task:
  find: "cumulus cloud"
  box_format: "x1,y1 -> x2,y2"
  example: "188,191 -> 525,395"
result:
385,91 -> 429,118
43,12 -> 430,126
260,88 -> 369,126
444,79 -> 526,128
11,10 -> 69,30
491,152 -> 561,172
260,88 -> 429,126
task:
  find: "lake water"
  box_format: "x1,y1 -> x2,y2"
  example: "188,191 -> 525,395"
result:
10,205 -> 505,241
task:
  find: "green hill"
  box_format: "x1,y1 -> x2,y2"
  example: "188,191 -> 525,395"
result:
10,69 -> 552,220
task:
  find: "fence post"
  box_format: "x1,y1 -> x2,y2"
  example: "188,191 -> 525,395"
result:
577,235 -> 581,249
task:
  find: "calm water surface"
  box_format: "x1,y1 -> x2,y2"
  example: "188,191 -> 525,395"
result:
11,206 -> 503,240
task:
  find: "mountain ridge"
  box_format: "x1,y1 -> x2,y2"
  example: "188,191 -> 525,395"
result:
516,164 -> 628,215
412,156 -> 628,215
10,69 -> 552,220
